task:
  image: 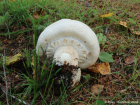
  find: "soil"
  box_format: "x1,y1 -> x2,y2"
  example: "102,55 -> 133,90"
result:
0,0 -> 140,104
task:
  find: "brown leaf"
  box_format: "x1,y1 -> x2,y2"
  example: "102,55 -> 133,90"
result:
31,56 -> 36,79
115,21 -> 140,35
88,65 -> 100,73
90,84 -> 104,95
125,56 -> 135,64
88,62 -> 111,75
133,31 -> 140,35
33,14 -> 40,20
33,8 -> 46,19
26,18 -> 32,23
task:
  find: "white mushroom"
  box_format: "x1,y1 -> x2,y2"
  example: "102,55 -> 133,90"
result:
36,19 -> 100,87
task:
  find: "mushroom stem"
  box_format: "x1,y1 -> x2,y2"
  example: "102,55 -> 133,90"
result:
53,46 -> 81,86
53,46 -> 79,66
71,68 -> 81,86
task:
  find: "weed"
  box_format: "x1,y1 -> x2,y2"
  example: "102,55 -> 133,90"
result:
0,0 -> 139,104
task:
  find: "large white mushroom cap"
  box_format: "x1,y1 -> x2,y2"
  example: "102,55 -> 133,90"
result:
36,19 -> 100,69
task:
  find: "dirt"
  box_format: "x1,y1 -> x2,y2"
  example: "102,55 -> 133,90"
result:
0,0 -> 140,104
52,63 -> 80,90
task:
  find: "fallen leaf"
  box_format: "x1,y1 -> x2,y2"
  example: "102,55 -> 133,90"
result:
33,8 -> 46,19
99,5 -> 103,8
88,65 -> 100,74
125,56 -> 135,64
119,21 -> 128,27
31,56 -> 35,67
33,15 -> 40,20
100,13 -> 113,17
90,84 -> 104,95
31,56 -> 36,79
133,31 -> 140,35
5,54 -> 23,65
88,62 -> 111,75
115,21 -> 139,35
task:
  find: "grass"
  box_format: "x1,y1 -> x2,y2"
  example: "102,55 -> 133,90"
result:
0,0 -> 140,104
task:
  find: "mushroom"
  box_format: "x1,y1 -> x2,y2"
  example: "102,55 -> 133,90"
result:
36,19 -> 100,87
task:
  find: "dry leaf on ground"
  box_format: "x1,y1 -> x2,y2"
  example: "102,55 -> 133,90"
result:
90,84 -> 104,95
33,8 -> 46,19
119,21 -> 128,28
5,54 -> 23,66
88,62 -> 111,75
125,56 -> 135,64
100,13 -> 113,17
31,56 -> 36,79
115,21 -> 139,35
133,31 -> 140,35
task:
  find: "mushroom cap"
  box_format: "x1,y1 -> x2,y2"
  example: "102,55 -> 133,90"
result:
36,19 -> 100,69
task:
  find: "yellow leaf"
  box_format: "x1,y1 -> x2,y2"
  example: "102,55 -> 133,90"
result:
100,13 -> 113,17
115,21 -> 139,35
88,62 -> 111,75
5,54 -> 23,65
119,21 -> 128,27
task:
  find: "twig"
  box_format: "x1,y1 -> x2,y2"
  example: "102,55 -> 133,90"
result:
104,25 -> 110,35
111,39 -> 136,70
0,86 -> 29,105
131,86 -> 138,101
1,48 -> 29,105
2,47 -> 9,105
120,86 -> 131,93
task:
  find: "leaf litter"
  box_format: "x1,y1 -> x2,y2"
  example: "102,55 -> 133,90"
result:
0,0 -> 140,104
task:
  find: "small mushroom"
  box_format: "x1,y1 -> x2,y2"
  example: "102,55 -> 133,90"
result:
36,19 -> 100,87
